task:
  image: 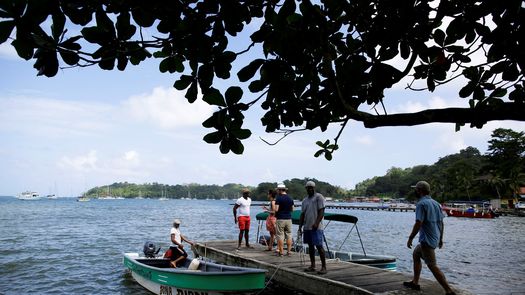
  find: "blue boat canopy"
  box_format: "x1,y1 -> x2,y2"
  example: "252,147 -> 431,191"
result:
255,210 -> 358,224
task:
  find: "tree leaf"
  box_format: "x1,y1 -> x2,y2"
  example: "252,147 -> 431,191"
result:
225,86 -> 243,106
231,128 -> 251,140
11,37 -> 34,60
52,13 -> 66,40
433,29 -> 445,46
230,138 -> 244,155
173,75 -> 193,90
203,131 -> 223,144
0,21 -> 15,44
59,50 -> 79,65
185,81 -> 198,103
238,59 -> 265,82
219,139 -> 230,154
203,87 -> 226,107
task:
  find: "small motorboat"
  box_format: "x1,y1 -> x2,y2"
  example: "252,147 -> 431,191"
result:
445,208 -> 498,218
443,202 -> 498,218
256,210 -> 397,270
123,242 -> 266,295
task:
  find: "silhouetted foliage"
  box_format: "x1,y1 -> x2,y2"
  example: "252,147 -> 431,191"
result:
1,0 -> 524,158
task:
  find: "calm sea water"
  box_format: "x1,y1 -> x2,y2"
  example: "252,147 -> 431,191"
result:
0,197 -> 523,295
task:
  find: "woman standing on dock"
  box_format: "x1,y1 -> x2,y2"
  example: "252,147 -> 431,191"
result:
262,189 -> 277,251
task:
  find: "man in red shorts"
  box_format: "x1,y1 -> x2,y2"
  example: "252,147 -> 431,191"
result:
233,188 -> 253,250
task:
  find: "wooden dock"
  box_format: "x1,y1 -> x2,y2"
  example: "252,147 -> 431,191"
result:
193,240 -> 469,295
325,204 -> 415,212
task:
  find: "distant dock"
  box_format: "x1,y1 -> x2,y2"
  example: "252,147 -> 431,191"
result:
193,240 -> 469,295
325,204 -> 416,212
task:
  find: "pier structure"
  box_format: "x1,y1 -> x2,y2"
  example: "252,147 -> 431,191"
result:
324,204 -> 416,212
193,240 -> 469,295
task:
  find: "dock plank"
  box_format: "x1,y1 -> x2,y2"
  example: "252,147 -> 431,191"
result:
194,241 -> 469,295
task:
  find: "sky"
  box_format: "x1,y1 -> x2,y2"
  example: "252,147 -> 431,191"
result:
1,23 -> 524,198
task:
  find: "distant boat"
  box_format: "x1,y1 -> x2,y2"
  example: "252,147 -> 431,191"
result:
443,203 -> 498,219
17,191 -> 41,200
45,194 -> 58,199
445,208 -> 497,218
77,196 -> 90,202
123,251 -> 266,295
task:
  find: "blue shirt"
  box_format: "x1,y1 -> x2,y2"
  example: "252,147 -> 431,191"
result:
275,194 -> 294,219
415,195 -> 445,249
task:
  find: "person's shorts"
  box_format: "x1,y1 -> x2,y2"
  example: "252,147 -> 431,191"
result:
237,215 -> 251,230
169,246 -> 188,261
275,219 -> 292,241
414,243 -> 437,267
266,215 -> 276,234
303,229 -> 324,246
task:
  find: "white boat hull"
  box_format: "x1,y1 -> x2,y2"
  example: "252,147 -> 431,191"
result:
17,191 -> 41,200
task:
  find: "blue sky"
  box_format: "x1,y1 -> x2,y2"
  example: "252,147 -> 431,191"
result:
1,32 -> 524,197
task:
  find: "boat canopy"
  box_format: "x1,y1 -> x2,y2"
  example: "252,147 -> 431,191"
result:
255,210 -> 358,224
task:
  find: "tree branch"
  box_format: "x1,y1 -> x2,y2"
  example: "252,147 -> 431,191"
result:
357,103 -> 525,128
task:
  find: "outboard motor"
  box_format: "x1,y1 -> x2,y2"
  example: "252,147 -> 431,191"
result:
143,241 -> 161,258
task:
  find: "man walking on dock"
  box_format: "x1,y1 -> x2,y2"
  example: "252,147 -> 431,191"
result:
299,181 -> 327,274
405,181 -> 456,295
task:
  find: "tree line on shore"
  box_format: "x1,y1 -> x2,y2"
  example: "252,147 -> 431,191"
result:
86,128 -> 524,202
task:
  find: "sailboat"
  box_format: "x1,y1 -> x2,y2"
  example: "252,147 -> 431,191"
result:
159,188 -> 168,201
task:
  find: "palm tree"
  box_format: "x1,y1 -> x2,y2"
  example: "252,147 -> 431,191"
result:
486,173 -> 505,199
507,170 -> 525,199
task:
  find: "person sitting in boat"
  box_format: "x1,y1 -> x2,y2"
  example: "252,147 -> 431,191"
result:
169,219 -> 194,268
466,206 -> 475,213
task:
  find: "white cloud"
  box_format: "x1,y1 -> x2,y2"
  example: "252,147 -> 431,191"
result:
0,95 -> 114,138
58,150 -> 98,172
392,95 -> 465,114
123,150 -> 139,162
434,133 -> 467,152
124,86 -> 214,130
354,135 -> 374,145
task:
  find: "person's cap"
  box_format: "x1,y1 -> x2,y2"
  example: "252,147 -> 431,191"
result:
173,219 -> 181,225
411,181 -> 430,191
276,183 -> 287,190
305,181 -> 316,188
242,188 -> 250,194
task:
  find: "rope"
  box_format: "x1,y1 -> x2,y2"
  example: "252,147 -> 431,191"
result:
255,253 -> 286,294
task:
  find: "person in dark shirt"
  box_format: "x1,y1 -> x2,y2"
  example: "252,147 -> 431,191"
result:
274,183 -> 294,256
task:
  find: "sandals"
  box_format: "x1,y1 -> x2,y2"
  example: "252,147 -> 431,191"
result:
403,281 -> 421,291
304,266 -> 316,272
317,268 -> 327,275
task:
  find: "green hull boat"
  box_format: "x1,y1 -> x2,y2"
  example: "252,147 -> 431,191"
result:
123,253 -> 266,295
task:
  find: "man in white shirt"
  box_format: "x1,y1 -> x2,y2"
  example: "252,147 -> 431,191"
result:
233,188 -> 253,250
169,219 -> 194,268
